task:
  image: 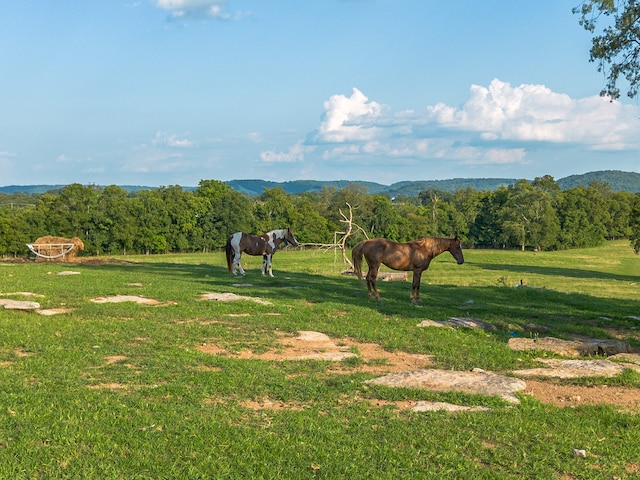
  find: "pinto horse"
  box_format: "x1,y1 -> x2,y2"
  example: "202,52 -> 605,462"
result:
226,228 -> 299,277
352,236 -> 464,303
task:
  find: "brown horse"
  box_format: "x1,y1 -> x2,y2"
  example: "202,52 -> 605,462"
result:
352,236 -> 464,303
226,228 -> 299,277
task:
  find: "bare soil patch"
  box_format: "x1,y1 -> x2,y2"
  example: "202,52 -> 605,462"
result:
523,380 -> 640,409
197,331 -> 640,410
198,331 -> 434,375
90,295 -> 175,306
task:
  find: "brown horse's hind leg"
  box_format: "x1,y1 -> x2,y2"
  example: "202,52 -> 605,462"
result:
411,270 -> 423,304
365,267 -> 381,300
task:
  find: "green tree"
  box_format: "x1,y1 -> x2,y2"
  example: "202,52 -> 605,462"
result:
557,185 -> 610,248
451,187 -> 483,239
498,180 -> 560,251
254,188 -> 299,233
468,188 -> 508,248
195,179 -> 255,248
131,190 -> 171,254
292,194 -> 331,244
604,190 -> 633,239
92,185 -> 137,255
630,192 -> 640,253
156,186 -> 206,253
3,207 -> 47,257
418,189 -> 468,238
369,195 -> 401,241
27,184 -> 99,252
574,0 -> 640,99
392,201 -> 431,241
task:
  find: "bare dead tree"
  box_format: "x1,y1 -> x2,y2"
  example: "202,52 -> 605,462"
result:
338,202 -> 368,270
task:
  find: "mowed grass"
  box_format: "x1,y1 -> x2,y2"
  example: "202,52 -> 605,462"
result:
0,241 -> 639,479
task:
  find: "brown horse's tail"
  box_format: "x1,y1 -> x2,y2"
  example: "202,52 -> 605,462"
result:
225,236 -> 234,274
351,241 -> 366,279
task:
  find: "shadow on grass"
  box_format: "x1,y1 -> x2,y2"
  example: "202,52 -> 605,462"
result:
473,261 -> 640,283
73,259 -> 640,338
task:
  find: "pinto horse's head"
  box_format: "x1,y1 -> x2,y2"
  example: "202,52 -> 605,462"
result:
267,228 -> 299,248
283,228 -> 299,247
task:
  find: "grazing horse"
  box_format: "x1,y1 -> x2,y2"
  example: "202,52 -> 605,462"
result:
226,228 -> 299,277
352,236 -> 464,303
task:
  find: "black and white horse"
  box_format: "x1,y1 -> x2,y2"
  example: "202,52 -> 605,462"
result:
225,228 -> 299,277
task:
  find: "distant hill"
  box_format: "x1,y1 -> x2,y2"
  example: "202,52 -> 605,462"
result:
0,185 -> 67,194
1,170 -> 639,196
556,170 -> 640,192
225,179 -> 389,196
225,172 -> 640,195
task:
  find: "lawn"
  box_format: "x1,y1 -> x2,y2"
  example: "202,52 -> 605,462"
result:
0,240 -> 639,479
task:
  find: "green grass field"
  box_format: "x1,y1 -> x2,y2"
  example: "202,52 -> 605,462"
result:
0,241 -> 639,479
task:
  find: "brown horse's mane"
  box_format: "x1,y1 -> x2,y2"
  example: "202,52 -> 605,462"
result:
415,236 -> 456,249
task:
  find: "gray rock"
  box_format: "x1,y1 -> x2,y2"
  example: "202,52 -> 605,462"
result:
366,369 -> 526,404
508,337 -> 631,357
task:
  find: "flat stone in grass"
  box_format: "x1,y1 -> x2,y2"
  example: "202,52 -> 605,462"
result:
198,292 -> 272,305
508,337 -> 631,357
0,299 -> 41,310
412,401 -> 490,413
418,317 -> 497,331
366,369 -> 527,404
91,295 -> 162,305
288,331 -> 357,361
37,308 -> 74,316
512,357 -> 640,379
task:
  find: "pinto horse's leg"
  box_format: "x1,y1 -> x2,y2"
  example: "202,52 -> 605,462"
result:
234,252 -> 245,276
266,254 -> 274,277
411,269 -> 424,303
262,254 -> 274,277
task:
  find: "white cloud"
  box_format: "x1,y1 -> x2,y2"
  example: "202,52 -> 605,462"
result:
426,78 -> 640,150
260,142 -> 309,163
154,0 -> 233,20
314,87 -> 383,143
122,151 -> 190,173
280,79 -> 640,174
151,131 -> 193,148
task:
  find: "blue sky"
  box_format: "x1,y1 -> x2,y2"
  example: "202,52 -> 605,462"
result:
1,0 -> 639,187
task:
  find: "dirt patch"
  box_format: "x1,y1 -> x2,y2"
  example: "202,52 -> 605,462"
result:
90,295 -> 175,306
76,258 -> 141,266
38,307 -> 75,316
524,380 -> 640,410
198,292 -> 272,305
197,331 -> 640,410
87,383 -> 129,390
198,331 -> 434,375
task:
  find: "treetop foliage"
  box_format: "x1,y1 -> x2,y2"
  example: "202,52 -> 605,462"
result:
574,0 -> 640,99
1,176 -> 638,258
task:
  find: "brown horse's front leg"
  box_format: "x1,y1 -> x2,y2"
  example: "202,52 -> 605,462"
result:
411,269 -> 424,304
366,268 -> 381,300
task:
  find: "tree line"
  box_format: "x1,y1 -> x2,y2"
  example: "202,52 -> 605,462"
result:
1,176 -> 639,258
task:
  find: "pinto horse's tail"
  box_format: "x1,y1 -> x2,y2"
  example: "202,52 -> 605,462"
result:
225,236 -> 234,274
351,241 -> 366,279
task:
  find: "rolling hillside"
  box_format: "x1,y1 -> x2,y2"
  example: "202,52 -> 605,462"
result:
1,170 -> 639,196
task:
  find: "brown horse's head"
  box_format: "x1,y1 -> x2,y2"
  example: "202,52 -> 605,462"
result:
449,236 -> 464,264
